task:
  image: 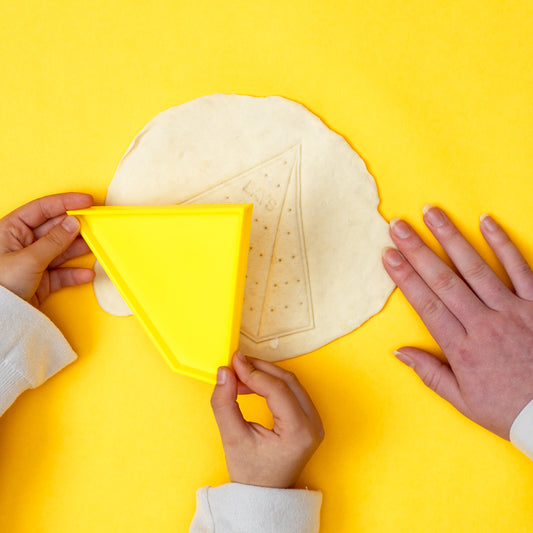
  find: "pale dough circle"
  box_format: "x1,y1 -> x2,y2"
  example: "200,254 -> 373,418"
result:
95,94 -> 395,361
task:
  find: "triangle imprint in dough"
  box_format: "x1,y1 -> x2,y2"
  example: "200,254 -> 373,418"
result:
183,145 -> 314,343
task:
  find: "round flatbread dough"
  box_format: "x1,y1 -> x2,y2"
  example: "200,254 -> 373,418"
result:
93,261 -> 132,317
95,94 -> 395,361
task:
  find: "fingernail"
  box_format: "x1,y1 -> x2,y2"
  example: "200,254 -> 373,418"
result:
390,217 -> 411,238
235,351 -> 246,363
62,215 -> 80,233
393,350 -> 415,368
217,367 -> 227,385
423,204 -> 445,228
383,247 -> 404,267
480,213 -> 498,232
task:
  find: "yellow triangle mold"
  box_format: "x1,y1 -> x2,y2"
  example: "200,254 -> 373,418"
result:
68,204 -> 253,384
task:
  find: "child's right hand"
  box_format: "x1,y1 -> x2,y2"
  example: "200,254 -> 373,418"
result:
211,352 -> 324,489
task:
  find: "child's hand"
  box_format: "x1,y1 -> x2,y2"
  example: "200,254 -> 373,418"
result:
211,352 -> 324,488
383,205 -> 533,439
0,193 -> 95,306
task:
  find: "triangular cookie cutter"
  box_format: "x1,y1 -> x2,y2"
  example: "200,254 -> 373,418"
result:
68,204 -> 253,384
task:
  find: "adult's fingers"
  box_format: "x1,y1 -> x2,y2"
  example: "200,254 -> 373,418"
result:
49,237 -> 92,268
211,366 -> 249,443
422,205 -> 513,310
7,193 -> 93,229
24,216 -> 81,269
382,247 -> 466,351
232,352 -> 308,433
389,218 -> 487,325
394,346 -> 471,418
480,214 -> 533,301
246,357 -> 322,432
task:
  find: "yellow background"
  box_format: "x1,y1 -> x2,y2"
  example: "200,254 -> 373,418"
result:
0,1 -> 532,531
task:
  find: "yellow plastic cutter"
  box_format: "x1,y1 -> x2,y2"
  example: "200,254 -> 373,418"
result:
68,204 -> 253,384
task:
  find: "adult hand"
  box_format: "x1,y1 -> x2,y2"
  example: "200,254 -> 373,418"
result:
382,205 -> 533,439
0,193 -> 95,306
211,352 -> 324,488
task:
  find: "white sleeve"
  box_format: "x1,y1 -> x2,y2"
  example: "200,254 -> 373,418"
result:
0,285 -> 77,416
510,399 -> 533,461
189,483 -> 322,533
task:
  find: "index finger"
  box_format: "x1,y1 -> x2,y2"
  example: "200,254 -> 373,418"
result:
389,217 -> 487,325
232,353 -> 310,434
6,193 -> 93,229
382,247 -> 467,351
245,357 -> 323,432
422,205 -> 513,310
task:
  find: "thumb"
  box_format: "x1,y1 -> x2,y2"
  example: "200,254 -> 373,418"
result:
394,347 -> 471,417
25,215 -> 80,269
211,366 -> 248,442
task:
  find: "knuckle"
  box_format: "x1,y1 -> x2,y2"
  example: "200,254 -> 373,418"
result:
272,379 -> 291,397
474,312 -> 505,341
297,425 -> 320,450
241,365 -> 258,385
463,261 -> 489,282
209,392 -> 218,409
297,420 -> 325,449
420,364 -> 442,391
396,267 -> 418,287
497,232 -> 512,249
445,224 -> 460,240
210,394 -> 222,412
432,270 -> 457,293
522,278 -> 533,298
485,323 -> 505,346
455,344 -> 477,367
210,389 -> 228,412
515,261 -> 532,277
419,297 -> 446,322
281,369 -> 299,387
409,237 -> 426,254
45,228 -> 66,249
9,222 -> 32,247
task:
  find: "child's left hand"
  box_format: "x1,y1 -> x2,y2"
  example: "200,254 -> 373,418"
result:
0,193 -> 95,306
211,352 -> 324,489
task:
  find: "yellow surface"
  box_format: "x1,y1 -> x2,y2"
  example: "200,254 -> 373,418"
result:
0,1 -> 532,531
68,205 -> 252,383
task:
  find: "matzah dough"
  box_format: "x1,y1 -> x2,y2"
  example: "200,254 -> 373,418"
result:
95,94 -> 395,361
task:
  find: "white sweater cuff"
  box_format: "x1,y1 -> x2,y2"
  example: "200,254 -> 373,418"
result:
189,483 -> 322,533
0,285 -> 77,415
510,399 -> 533,461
